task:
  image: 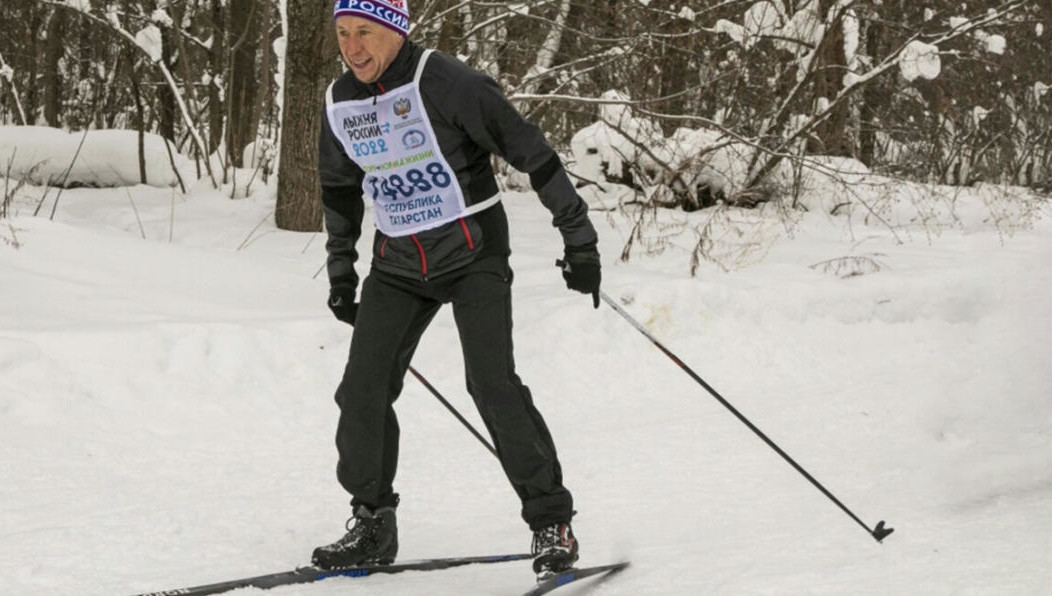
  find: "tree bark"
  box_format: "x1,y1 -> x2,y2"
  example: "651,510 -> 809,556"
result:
209,0 -> 227,156
807,0 -> 851,156
226,0 -> 260,167
275,0 -> 337,231
158,19 -> 177,142
131,68 -> 147,185
42,8 -> 66,126
859,9 -> 888,166
519,0 -> 571,97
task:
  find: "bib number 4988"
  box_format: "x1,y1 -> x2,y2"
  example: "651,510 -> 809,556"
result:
368,162 -> 452,200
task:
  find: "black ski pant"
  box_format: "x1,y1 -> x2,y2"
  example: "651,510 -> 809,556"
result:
333,256 -> 573,530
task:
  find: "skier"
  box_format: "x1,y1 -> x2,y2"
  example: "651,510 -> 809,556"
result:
312,0 -> 602,579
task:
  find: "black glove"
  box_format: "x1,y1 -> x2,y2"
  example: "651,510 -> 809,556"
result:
557,243 -> 601,309
328,288 -> 358,326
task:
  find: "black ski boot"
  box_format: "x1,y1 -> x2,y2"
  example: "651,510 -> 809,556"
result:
531,521 -> 579,579
311,504 -> 398,569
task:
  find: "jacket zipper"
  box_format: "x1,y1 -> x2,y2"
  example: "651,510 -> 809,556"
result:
458,218 -> 475,250
380,234 -> 428,279
372,80 -> 472,282
381,221 -> 475,280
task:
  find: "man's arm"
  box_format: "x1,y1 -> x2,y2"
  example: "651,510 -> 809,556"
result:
318,105 -> 366,297
441,64 -> 597,248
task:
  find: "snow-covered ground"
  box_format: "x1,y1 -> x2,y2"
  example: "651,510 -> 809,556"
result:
1,131 -> 1050,595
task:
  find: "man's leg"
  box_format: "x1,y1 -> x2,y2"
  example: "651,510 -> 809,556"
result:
334,272 -> 441,509
448,258 -> 574,530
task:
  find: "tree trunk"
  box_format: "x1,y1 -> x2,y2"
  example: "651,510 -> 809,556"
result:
253,1 -> 272,158
226,0 -> 260,168
16,4 -> 44,125
858,10 -> 888,166
807,0 -> 851,156
131,67 -> 147,185
275,1 -> 337,231
158,1 -> 182,143
519,0 -> 571,97
42,9 -> 67,127
209,0 -> 227,157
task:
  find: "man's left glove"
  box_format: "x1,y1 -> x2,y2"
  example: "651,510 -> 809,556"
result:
557,243 -> 601,309
328,288 -> 358,326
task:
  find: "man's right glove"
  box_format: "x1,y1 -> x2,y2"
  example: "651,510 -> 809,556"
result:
557,243 -> 601,309
328,288 -> 358,326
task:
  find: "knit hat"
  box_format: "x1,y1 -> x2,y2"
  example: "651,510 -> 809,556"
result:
333,0 -> 410,37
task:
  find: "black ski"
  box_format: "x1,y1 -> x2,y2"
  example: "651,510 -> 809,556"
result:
523,561 -> 630,596
133,553 -> 532,596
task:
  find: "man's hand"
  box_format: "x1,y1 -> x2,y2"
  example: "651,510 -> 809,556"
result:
557,243 -> 601,309
328,288 -> 358,326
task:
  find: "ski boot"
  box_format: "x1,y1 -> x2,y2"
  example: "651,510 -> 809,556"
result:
531,521 -> 579,579
311,504 -> 398,569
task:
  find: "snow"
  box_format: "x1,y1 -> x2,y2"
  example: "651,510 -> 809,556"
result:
715,1 -> 784,49
150,8 -> 174,28
64,0 -> 91,11
842,8 -> 860,66
508,3 -> 531,17
569,90 -> 663,183
1036,82 -> 1050,101
134,25 -> 164,63
717,0 -> 864,60
775,2 -> 823,56
2,126 -> 1052,596
714,19 -> 750,47
898,40 -> 942,82
972,106 -> 991,126
982,33 -> 1007,55
0,127 -> 192,188
744,1 -> 786,40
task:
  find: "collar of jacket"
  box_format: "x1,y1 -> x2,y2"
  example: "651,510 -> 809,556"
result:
369,39 -> 419,94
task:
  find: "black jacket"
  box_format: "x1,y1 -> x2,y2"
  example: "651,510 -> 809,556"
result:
319,40 -> 597,296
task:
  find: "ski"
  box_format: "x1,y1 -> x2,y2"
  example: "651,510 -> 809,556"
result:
523,561 -> 630,596
133,552 -> 532,596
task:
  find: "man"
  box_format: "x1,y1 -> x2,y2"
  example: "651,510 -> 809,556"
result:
312,0 -> 601,580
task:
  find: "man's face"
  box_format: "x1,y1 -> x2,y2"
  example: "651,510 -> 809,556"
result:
335,16 -> 405,84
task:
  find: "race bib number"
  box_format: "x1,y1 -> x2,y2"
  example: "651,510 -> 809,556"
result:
325,52 -> 470,237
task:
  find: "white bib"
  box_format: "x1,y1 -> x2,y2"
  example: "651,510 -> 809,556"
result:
326,50 -> 497,237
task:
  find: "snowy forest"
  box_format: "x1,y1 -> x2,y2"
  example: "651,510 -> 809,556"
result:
2,3 -> 1052,594
2,0 -> 1048,237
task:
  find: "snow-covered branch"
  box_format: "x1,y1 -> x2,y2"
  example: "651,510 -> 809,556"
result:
744,0 -> 1032,189
39,0 -> 217,188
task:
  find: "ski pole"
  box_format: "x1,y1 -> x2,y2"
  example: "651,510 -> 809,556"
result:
595,289 -> 893,543
408,365 -> 498,458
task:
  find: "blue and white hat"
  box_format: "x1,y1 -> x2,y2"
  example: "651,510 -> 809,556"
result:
333,0 -> 410,37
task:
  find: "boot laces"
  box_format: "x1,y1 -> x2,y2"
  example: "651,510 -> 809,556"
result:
334,507 -> 379,547
532,523 -> 573,555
